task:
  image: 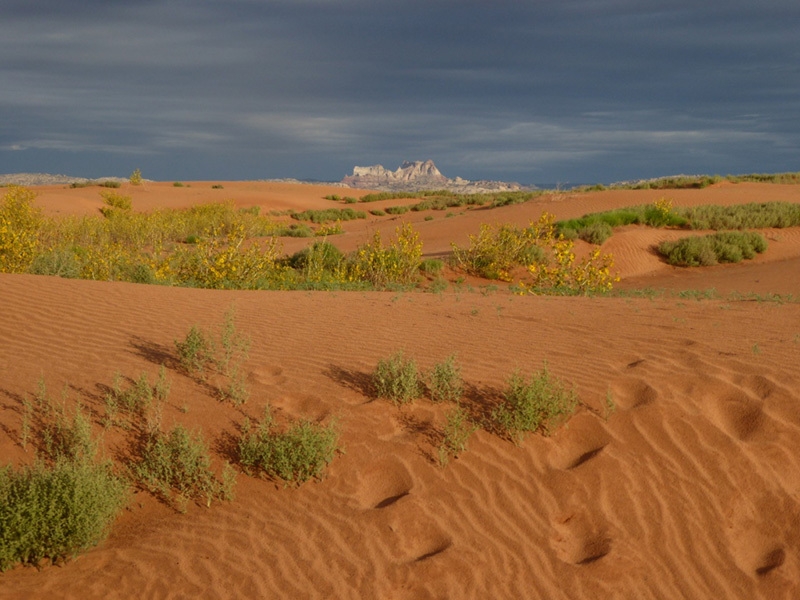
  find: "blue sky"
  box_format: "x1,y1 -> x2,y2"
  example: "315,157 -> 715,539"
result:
2,1 -> 799,185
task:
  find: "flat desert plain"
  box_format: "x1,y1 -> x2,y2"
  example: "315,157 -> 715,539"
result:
1,181 -> 800,599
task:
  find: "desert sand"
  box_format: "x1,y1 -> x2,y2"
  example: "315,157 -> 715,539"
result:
1,180 -> 800,598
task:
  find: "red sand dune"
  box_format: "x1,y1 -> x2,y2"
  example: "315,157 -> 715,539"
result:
1,181 -> 800,598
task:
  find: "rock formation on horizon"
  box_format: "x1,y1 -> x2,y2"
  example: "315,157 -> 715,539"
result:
341,160 -> 528,193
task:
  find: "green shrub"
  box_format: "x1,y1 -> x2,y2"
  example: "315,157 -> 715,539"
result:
578,221 -> 613,245
129,169 -> 143,186
438,406 -> 477,466
492,364 -> 578,443
0,459 -> 128,571
133,424 -> 234,512
237,407 -> 338,484
370,209 -> 386,216
427,355 -> 464,403
419,258 -> 444,275
385,205 -> 409,215
373,351 -> 422,404
658,231 -> 768,267
29,247 -> 82,278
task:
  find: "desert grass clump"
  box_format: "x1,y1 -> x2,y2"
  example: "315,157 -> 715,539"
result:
492,364 -> 578,443
0,459 -> 129,571
437,406 -> 477,467
237,407 -> 338,484
427,355 -> 464,403
372,351 -> 422,404
658,231 -> 767,267
133,424 -> 235,512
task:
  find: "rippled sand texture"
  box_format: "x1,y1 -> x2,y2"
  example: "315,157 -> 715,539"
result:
1,180 -> 800,598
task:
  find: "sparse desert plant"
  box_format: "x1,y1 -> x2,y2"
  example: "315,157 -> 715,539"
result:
0,458 -> 129,571
427,355 -> 464,403
175,325 -> 215,376
237,406 -> 338,484
372,351 -> 422,404
438,405 -> 477,466
133,424 -> 234,512
129,168 -> 143,186
492,364 -> 578,443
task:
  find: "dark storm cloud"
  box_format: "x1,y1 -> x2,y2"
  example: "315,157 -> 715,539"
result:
1,0 -> 799,183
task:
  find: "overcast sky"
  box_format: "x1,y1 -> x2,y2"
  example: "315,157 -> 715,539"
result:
2,1 -> 799,185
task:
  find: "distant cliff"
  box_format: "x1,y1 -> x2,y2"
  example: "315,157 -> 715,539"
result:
341,160 -> 529,193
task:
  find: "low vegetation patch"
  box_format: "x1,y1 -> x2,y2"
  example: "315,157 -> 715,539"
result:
658,231 -> 768,266
237,407 -> 338,484
679,202 -> 800,230
290,208 -> 366,224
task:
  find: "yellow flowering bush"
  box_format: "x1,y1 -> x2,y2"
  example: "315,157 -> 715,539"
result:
520,212 -> 620,295
451,222 -> 543,281
347,223 -> 422,287
173,224 -> 284,289
0,186 -> 43,273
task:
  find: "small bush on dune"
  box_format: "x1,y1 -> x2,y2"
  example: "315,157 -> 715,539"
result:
373,351 -> 422,404
577,221 -> 613,245
237,407 -> 338,484
438,406 -> 477,466
427,355 -> 464,403
133,424 -> 234,512
492,364 -> 578,443
0,459 -> 129,571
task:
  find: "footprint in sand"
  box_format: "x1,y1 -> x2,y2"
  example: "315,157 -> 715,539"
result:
250,365 -> 288,387
550,510 -> 611,565
354,457 -> 414,510
710,391 -> 765,441
609,376 -> 658,410
726,493 -> 789,577
548,415 -> 611,471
